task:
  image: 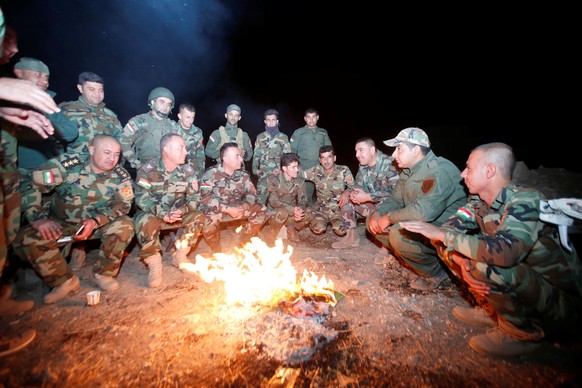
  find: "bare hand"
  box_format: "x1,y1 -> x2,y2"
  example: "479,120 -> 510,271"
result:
0,78 -> 60,114
338,191 -> 350,207
293,206 -> 305,222
0,107 -> 55,138
453,254 -> 490,297
349,188 -> 370,204
368,212 -> 389,235
163,209 -> 183,224
74,219 -> 98,241
399,221 -> 446,242
32,219 -> 63,241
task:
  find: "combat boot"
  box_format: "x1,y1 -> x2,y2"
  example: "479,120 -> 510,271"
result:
452,306 -> 496,328
144,253 -> 163,288
69,245 -> 86,270
43,274 -> 81,304
469,327 -> 541,358
287,225 -> 299,242
0,284 -> 34,316
410,270 -> 450,291
172,247 -> 191,269
331,228 -> 360,249
93,272 -> 120,291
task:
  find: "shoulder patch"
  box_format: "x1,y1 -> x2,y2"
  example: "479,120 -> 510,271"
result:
113,165 -> 131,181
61,156 -> 82,170
455,207 -> 474,221
137,177 -> 152,189
182,164 -> 195,175
421,179 -> 435,193
142,161 -> 157,173
120,185 -> 134,199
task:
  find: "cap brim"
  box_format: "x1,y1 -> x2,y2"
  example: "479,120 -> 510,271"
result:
383,139 -> 399,147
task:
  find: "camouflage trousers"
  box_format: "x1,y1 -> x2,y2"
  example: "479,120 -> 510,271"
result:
367,220 -> 444,278
263,207 -> 314,240
311,204 -> 345,235
0,169 -> 21,280
256,175 -> 268,205
202,203 -> 267,244
13,216 -> 135,287
134,210 -> 205,258
339,202 -> 376,229
444,250 -> 582,339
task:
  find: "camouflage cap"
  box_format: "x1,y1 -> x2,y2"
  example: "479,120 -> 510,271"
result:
384,127 -> 430,148
14,57 -> 50,75
226,104 -> 241,113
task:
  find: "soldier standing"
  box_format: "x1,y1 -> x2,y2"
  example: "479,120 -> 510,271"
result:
200,142 -> 266,252
134,133 -> 205,288
261,153 -> 313,245
120,86 -> 177,176
252,108 -> 291,204
14,135 -> 135,303
301,145 -> 355,237
332,137 -> 399,249
290,107 -> 332,207
175,103 -> 205,178
204,104 -> 253,166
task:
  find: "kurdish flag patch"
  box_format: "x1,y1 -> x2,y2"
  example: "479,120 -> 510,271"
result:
137,178 -> 152,189
43,171 -> 55,184
201,183 -> 211,192
209,134 -> 216,142
456,207 -> 474,220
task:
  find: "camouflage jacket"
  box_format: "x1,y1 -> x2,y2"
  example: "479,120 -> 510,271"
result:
266,172 -> 307,213
354,150 -> 399,202
252,131 -> 291,179
199,164 -> 257,211
135,158 -> 200,217
376,150 -> 466,225
22,154 -> 134,226
120,111 -> 177,169
59,95 -> 123,154
439,183 -> 582,297
175,124 -> 205,177
205,126 -> 253,162
290,126 -> 332,169
302,164 -> 354,212
0,123 -> 17,170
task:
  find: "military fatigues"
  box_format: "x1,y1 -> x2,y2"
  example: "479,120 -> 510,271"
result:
262,173 -> 314,241
205,125 -> 253,163
340,151 -> 399,229
120,111 -> 177,169
436,184 -> 582,339
0,123 -> 20,279
13,154 -> 135,287
175,124 -> 205,178
59,95 -> 123,155
252,131 -> 291,204
367,150 -> 466,278
134,159 -> 204,258
302,164 -> 354,235
290,126 -> 332,206
199,164 -> 267,248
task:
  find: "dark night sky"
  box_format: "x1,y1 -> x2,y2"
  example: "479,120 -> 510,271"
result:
1,1 -> 578,173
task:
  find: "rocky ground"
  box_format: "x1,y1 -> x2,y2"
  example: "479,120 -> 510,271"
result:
1,165 -> 581,387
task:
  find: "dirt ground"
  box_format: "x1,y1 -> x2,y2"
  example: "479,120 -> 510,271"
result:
2,166 -> 582,387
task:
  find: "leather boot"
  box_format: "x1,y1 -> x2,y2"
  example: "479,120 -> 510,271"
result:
172,247 -> 191,268
93,272 -> 120,291
144,253 -> 163,288
287,225 -> 299,242
0,284 -> 35,316
331,228 -> 360,249
43,274 -> 81,304
69,245 -> 86,270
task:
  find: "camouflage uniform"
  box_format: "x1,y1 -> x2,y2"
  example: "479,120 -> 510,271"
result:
252,131 -> 291,204
436,184 -> 582,339
134,158 -> 204,258
302,164 -> 354,235
120,111 -> 177,169
175,124 -> 205,178
340,150 -> 399,229
59,95 -> 123,155
262,172 -> 314,241
205,125 -> 253,163
199,164 -> 267,248
0,123 -> 20,279
13,154 -> 135,287
367,150 -> 466,278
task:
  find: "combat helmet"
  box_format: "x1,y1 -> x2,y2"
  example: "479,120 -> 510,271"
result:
148,87 -> 174,117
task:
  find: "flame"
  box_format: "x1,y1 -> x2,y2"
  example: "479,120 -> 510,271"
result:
181,237 -> 336,306
175,233 -> 194,250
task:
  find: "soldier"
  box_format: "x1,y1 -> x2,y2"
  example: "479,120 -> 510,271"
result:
261,153 -> 313,245
13,135 -> 135,303
301,145 -> 355,238
200,142 -> 267,252
332,137 -> 399,249
58,71 -> 124,270
12,57 -> 78,170
368,127 -> 467,291
134,133 -> 205,288
120,86 -> 177,175
204,104 -> 253,166
400,142 -> 582,358
175,103 -> 205,177
290,107 -> 332,207
252,108 -> 291,204
59,71 -> 123,155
